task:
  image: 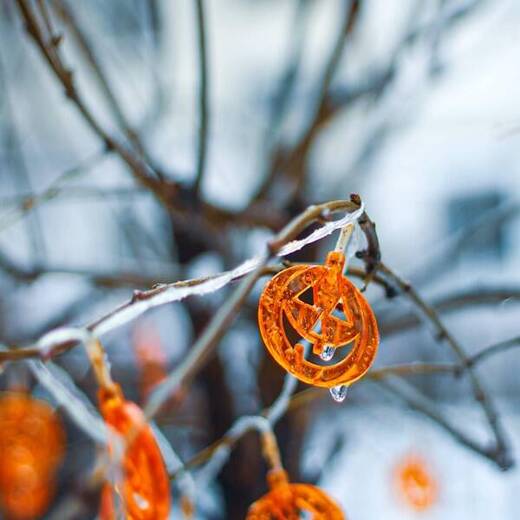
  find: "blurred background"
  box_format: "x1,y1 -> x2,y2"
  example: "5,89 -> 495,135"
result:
0,0 -> 519,518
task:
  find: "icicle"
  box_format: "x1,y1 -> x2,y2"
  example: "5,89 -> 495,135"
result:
329,384 -> 348,403
320,345 -> 335,361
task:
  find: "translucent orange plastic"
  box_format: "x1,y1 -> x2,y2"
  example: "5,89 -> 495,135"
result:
395,455 -> 437,511
258,251 -> 379,387
0,393 -> 65,519
98,384 -> 171,520
247,469 -> 345,519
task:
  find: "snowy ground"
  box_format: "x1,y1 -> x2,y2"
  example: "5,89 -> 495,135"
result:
303,401 -> 519,519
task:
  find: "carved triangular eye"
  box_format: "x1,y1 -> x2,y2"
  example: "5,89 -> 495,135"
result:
297,285 -> 314,305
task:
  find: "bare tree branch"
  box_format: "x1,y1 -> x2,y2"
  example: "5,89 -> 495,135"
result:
50,0 -> 149,158
372,377 -> 507,467
177,330 -> 520,475
377,261 -> 511,469
469,336 -> 520,368
192,0 -> 209,196
0,198 -> 360,362
254,0 -> 361,203
380,286 -> 520,336
0,150 -> 106,233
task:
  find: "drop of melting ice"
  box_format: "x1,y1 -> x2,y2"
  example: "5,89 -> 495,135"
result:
329,385 -> 348,403
320,345 -> 335,361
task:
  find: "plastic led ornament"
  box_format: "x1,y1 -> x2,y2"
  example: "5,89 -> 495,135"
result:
394,455 -> 437,512
258,250 -> 379,388
247,469 -> 344,519
0,393 -> 65,519
98,384 -> 171,520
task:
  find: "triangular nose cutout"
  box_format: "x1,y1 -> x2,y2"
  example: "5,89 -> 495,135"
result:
312,319 -> 322,334
331,301 -> 346,320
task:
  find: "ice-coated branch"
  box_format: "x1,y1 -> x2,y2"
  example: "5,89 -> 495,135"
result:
152,423 -> 196,517
181,329 -> 520,477
0,199 -> 361,363
196,416 -> 281,486
144,200 -> 363,419
27,360 -> 109,445
176,370 -> 300,479
265,373 -> 299,424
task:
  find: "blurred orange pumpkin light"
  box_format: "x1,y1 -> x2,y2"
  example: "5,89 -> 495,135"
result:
0,393 -> 65,520
394,454 -> 438,512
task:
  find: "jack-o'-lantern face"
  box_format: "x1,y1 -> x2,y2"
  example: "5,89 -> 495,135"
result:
247,469 -> 345,519
258,251 -> 379,388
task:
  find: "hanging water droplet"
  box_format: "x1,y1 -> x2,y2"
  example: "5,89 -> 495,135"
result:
329,385 -> 348,403
320,345 -> 335,361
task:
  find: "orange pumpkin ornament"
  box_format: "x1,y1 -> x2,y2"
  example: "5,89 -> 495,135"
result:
258,250 -> 378,396
247,469 -> 344,519
394,455 -> 437,512
133,324 -> 168,402
0,393 -> 65,519
98,383 -> 171,520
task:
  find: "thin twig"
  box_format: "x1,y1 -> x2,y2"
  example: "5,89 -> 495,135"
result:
409,200 -> 519,288
263,0 -> 310,149
181,332 -> 520,473
380,286 -> 520,336
0,45 -> 47,258
0,186 -> 148,206
0,150 -> 106,233
192,0 -> 209,196
373,377 -> 501,465
0,250 -> 178,289
16,0 -> 262,241
346,198 -> 511,468
255,0 -> 360,202
16,0 -> 163,191
50,0 -> 147,156
0,199 -> 360,363
469,336 -> 520,367
377,261 -> 511,469
143,199 -> 362,419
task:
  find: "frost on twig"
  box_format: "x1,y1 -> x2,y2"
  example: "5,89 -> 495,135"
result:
27,360 -> 108,445
94,204 -> 364,338
152,422 -> 196,514
143,203 -> 363,420
1,201 -> 363,364
197,416 -> 277,485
